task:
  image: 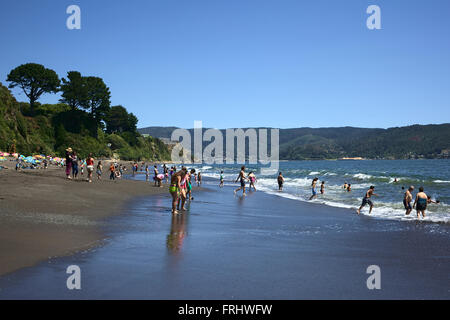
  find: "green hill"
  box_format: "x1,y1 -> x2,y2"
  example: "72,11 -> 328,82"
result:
0,82 -> 170,161
138,125 -> 450,160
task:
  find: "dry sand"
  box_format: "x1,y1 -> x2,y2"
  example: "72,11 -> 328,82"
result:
0,159 -> 168,276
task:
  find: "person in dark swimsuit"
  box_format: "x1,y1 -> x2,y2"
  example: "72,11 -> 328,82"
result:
413,186 -> 428,219
357,186 -> 378,214
234,166 -> 247,196
403,186 -> 414,215
277,172 -> 285,191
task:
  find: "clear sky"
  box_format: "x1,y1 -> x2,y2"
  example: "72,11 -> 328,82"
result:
0,0 -> 449,129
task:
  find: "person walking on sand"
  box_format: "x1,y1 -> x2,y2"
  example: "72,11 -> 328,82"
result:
413,187 -> 429,219
169,167 -> 187,214
86,153 -> 94,183
109,162 -> 116,180
277,172 -> 285,191
65,147 -> 73,180
357,186 -> 378,214
219,170 -> 225,188
320,181 -> 325,195
96,161 -> 103,180
309,177 -> 319,200
403,186 -> 415,215
71,151 -> 79,179
234,166 -> 247,196
80,159 -> 85,176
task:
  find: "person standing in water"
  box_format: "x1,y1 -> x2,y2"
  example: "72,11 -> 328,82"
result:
197,172 -> 202,186
145,165 -> 149,181
309,177 -> 319,200
153,165 -> 159,186
277,172 -> 285,191
248,171 -> 257,191
413,187 -> 429,219
343,182 -> 348,190
403,186 -> 415,215
320,181 -> 325,195
357,186 -> 378,214
219,170 -> 224,188
234,166 -> 247,196
169,167 -> 187,214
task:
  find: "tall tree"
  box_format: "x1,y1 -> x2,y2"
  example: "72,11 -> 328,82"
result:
82,76 -> 111,122
106,105 -> 138,133
59,71 -> 88,110
7,63 -> 60,115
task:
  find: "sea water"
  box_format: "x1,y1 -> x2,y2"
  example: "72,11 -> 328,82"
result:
182,159 -> 449,223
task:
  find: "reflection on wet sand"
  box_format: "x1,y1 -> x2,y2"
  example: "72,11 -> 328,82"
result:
166,212 -> 189,253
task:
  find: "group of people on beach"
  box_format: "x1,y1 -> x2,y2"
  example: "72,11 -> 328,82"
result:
233,166 -> 257,195
64,148 -> 95,182
169,166 -> 200,214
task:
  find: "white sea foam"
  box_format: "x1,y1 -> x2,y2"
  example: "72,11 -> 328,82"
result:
434,180 -> 450,184
352,173 -> 373,179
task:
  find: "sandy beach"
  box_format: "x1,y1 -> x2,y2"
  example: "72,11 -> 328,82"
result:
0,160 -> 168,276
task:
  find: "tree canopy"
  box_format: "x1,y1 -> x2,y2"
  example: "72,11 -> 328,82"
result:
82,76 -> 111,122
59,71 -> 88,110
7,63 -> 60,114
105,105 -> 138,134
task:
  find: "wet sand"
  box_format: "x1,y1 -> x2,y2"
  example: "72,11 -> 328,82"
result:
0,180 -> 449,299
0,160 -> 168,276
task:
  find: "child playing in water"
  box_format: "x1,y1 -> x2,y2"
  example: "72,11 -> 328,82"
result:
248,171 -> 257,191
309,178 -> 319,200
320,181 -> 325,194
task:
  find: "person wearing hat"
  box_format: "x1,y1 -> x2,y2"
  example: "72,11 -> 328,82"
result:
65,147 -> 73,180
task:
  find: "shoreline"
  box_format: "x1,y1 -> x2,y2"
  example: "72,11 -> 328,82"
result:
0,160 -> 169,276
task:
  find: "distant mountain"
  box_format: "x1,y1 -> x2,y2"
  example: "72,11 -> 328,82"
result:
138,124 -> 450,160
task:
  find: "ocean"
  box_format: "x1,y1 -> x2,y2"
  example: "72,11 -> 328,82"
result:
184,159 -> 449,223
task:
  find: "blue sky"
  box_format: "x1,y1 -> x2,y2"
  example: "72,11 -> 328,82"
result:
0,0 -> 449,129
